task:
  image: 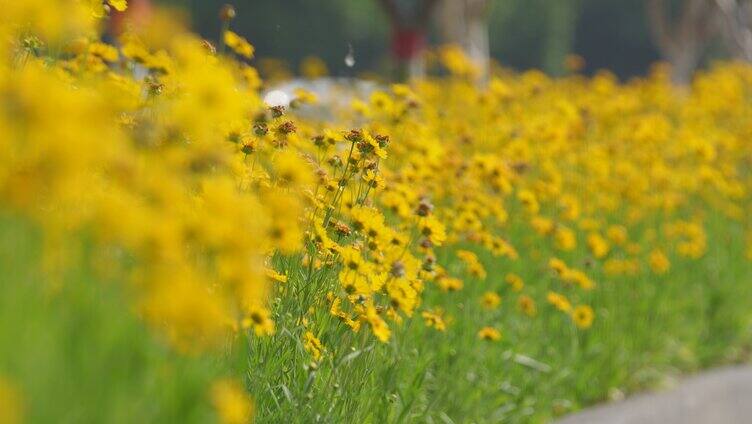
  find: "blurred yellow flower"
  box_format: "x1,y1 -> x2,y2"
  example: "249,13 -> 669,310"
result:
478,326 -> 502,341
518,295 -> 537,317
303,331 -> 325,361
649,249 -> 671,274
480,291 -> 502,310
0,378 -> 24,424
546,291 -> 571,313
211,379 -> 253,424
224,30 -> 255,59
572,305 -> 595,329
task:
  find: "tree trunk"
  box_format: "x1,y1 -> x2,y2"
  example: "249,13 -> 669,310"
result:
376,0 -> 437,80
466,16 -> 490,79
542,0 -> 580,76
715,0 -> 752,61
668,45 -> 701,85
435,0 -> 491,82
645,0 -> 718,86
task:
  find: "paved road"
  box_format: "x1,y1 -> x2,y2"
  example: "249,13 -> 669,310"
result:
557,366 -> 752,424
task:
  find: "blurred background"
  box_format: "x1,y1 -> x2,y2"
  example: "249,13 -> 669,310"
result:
138,0 -> 750,84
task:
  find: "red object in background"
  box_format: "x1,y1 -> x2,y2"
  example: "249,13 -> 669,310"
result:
110,0 -> 153,36
391,28 -> 426,61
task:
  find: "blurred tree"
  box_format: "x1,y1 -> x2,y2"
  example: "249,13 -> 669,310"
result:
486,0 -> 546,70
161,0 -> 389,78
154,0 -> 694,80
435,0 -> 492,81
714,0 -> 752,60
542,0 -> 582,75
375,0 -> 438,79
645,0 -> 718,84
575,0 -> 660,78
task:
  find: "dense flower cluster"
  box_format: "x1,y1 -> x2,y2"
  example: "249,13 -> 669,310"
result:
2,1 -> 751,422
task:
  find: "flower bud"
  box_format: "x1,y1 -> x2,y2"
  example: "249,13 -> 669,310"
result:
219,4 -> 236,22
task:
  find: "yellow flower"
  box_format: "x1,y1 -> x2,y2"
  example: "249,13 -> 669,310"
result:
421,309 -> 447,331
554,226 -> 577,251
531,216 -> 555,235
88,42 -> 119,62
548,258 -> 568,276
606,225 -> 628,245
223,30 -> 255,59
265,268 -> 288,284
273,150 -> 314,189
436,275 -> 464,292
350,206 -> 386,237
292,88 -> 318,105
391,83 -> 414,98
649,249 -> 671,274
480,291 -> 501,310
505,273 -> 524,292
546,291 -> 571,312
140,275 -> 232,352
587,232 -> 610,259
419,216 -> 447,246
363,305 -> 391,343
363,132 -> 388,159
243,306 -> 275,336
386,277 -> 419,315
339,246 -> 364,273
572,305 -> 595,329
440,44 -> 480,78
303,331 -> 325,361
456,250 -> 486,279
518,295 -> 537,317
517,190 -> 540,214
477,326 -> 502,341
210,378 -> 253,424
108,0 -> 128,12
264,192 -> 304,254
562,269 -> 596,290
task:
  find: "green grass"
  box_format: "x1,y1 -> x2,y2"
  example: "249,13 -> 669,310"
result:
2,211 -> 751,423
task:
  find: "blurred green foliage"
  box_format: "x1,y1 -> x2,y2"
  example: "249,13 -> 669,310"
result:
0,215 -> 241,423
